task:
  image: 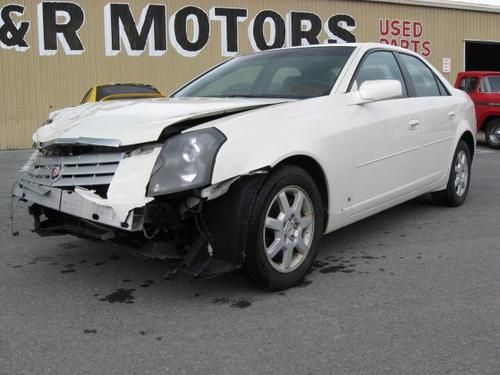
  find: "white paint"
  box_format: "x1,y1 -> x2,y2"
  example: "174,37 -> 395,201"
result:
37,1 -> 85,56
75,147 -> 161,221
32,97 -> 286,146
104,3 -> 166,57
27,43 -> 477,235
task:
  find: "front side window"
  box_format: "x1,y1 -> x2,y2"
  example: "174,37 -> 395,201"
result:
479,76 -> 500,93
399,54 -> 442,97
173,47 -> 355,100
353,51 -> 407,97
459,77 -> 478,93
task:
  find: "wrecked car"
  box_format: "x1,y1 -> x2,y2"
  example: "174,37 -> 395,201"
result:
13,44 -> 476,290
80,83 -> 165,104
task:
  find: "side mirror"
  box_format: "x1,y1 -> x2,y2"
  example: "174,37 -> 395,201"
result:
349,80 -> 403,105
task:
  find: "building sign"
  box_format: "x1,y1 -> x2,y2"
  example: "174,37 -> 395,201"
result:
379,18 -> 431,57
0,2 -> 358,57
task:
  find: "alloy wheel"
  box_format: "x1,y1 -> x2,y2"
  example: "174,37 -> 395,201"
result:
263,186 -> 315,273
454,150 -> 469,197
487,123 -> 500,145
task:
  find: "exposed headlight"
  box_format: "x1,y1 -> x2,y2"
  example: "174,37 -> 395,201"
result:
148,128 -> 226,196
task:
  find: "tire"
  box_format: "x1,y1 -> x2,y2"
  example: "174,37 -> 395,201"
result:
485,119 -> 500,149
431,140 -> 471,207
242,165 -> 324,290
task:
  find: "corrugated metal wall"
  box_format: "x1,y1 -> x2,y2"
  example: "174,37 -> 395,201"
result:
1,0 -> 499,149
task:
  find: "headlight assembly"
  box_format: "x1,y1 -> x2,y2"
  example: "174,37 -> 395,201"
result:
148,128 -> 226,196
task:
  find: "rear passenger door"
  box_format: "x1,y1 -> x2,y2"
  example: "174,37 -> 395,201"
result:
397,53 -> 460,183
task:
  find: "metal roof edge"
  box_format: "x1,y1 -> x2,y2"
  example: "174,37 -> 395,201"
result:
362,0 -> 500,14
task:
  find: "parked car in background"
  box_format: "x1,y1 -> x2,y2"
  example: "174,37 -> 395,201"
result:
14,44 -> 476,290
455,71 -> 500,149
80,83 -> 165,104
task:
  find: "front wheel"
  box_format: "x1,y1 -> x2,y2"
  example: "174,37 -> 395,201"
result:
485,119 -> 500,149
242,166 -> 324,290
431,140 -> 471,207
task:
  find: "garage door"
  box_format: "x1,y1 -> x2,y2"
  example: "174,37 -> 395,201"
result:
465,41 -> 500,71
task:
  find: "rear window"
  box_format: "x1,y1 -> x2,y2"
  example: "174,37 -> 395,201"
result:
96,84 -> 160,100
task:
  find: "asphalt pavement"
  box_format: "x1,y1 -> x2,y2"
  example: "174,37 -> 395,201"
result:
0,145 -> 499,375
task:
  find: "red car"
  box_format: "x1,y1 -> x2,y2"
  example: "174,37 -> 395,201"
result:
455,71 -> 500,149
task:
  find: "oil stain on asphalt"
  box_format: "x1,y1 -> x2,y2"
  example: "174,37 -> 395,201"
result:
211,297 -> 252,308
139,280 -> 154,288
9,239 -> 402,311
98,288 -> 136,304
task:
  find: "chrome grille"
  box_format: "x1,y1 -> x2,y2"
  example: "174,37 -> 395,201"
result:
22,152 -> 123,187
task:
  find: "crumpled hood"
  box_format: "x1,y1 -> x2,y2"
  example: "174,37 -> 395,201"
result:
34,97 -> 286,147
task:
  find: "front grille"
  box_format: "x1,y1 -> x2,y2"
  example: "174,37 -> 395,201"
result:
22,152 -> 123,188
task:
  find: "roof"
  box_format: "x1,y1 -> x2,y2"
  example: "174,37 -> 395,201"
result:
458,71 -> 500,76
367,0 -> 500,14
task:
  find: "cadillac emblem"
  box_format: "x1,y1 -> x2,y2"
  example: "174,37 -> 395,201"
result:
48,164 -> 62,181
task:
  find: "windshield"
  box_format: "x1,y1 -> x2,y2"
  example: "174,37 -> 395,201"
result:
480,76 -> 500,93
173,47 -> 355,100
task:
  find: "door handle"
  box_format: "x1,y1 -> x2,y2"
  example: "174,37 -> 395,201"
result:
408,119 -> 420,131
448,111 -> 457,120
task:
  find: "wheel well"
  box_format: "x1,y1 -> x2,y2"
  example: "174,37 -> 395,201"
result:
276,155 -> 329,227
482,116 -> 500,131
460,131 -> 475,160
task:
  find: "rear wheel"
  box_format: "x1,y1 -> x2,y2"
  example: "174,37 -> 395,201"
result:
431,140 -> 471,207
485,119 -> 500,149
242,166 -> 324,290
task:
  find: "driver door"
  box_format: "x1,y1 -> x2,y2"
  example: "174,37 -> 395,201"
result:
349,51 -> 424,215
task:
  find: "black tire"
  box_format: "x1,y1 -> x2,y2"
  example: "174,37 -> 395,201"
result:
485,119 -> 500,149
431,140 -> 471,207
242,165 -> 324,290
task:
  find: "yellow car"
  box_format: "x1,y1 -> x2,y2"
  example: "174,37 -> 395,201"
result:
81,83 -> 165,104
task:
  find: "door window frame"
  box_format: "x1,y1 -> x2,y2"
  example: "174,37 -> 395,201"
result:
347,48 -> 410,98
395,52 -> 451,97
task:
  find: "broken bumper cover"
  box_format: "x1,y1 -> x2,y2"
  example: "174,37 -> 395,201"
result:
13,180 -> 142,231
13,162 -> 264,278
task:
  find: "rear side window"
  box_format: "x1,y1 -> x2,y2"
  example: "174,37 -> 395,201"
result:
458,77 -> 478,93
353,51 -> 407,97
399,54 -> 442,97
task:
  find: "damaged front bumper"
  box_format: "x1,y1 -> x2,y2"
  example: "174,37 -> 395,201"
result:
13,182 -> 142,232
12,148 -> 266,279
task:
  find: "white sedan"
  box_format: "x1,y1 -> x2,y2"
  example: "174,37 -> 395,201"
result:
14,43 -> 476,290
